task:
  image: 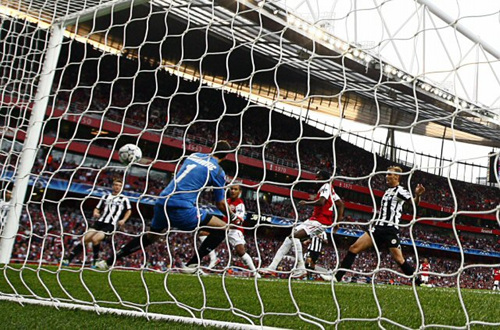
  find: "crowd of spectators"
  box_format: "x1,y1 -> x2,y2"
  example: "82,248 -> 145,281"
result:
41,56 -> 500,215
3,56 -> 498,218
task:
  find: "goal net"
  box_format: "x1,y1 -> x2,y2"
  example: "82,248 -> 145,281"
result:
1,0 -> 499,328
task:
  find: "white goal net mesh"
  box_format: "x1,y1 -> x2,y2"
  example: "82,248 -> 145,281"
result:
0,0 -> 499,328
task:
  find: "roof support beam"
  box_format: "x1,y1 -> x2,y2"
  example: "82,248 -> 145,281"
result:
417,0 -> 500,61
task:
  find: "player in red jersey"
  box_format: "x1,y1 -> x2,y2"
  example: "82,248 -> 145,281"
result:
493,269 -> 500,291
419,258 -> 431,286
264,170 -> 344,277
222,184 -> 259,277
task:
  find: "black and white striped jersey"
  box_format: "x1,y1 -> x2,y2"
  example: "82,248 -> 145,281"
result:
374,185 -> 412,229
308,232 -> 327,253
95,193 -> 131,226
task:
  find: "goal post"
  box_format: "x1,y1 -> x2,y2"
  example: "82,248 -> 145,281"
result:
0,23 -> 65,264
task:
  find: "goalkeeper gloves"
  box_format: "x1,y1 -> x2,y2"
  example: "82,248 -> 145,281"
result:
230,213 -> 243,225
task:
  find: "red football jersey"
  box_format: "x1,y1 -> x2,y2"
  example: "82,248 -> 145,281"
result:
494,269 -> 500,281
310,183 -> 341,225
223,197 -> 246,233
420,263 -> 430,276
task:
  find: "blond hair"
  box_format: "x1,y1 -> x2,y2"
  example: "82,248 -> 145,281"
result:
387,166 -> 403,173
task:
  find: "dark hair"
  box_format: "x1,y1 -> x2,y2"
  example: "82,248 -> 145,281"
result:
212,140 -> 232,159
316,170 -> 330,180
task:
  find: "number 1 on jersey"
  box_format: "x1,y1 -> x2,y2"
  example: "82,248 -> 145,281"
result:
175,164 -> 197,183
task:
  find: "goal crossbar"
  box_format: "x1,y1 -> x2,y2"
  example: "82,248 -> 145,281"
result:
54,0 -> 149,27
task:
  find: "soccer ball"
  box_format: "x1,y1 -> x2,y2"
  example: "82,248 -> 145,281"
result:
118,144 -> 142,165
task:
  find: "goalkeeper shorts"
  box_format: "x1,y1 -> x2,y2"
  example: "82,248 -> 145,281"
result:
151,204 -> 210,231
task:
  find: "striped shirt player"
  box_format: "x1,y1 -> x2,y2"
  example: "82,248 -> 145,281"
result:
93,191 -> 132,233
64,179 -> 132,266
374,185 -> 412,228
335,166 -> 425,284
369,184 -> 412,249
305,232 -> 327,279
265,170 -> 344,277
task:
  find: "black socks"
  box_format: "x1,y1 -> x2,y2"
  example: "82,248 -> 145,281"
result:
335,251 -> 357,282
187,230 -> 225,266
107,234 -> 155,266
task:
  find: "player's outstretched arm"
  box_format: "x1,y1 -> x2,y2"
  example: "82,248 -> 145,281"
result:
298,196 -> 326,207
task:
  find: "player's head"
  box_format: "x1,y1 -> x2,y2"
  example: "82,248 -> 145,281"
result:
386,166 -> 402,187
212,140 -> 232,161
229,184 -> 242,199
112,179 -> 123,194
423,258 -> 429,263
316,170 -> 330,181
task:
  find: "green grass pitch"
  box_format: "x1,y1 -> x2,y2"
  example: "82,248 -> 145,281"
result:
0,265 -> 499,329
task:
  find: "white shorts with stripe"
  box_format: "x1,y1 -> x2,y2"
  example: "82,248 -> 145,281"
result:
227,229 -> 246,247
295,220 -> 325,238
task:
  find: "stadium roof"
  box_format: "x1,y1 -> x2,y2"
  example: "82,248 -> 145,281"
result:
2,0 -> 500,147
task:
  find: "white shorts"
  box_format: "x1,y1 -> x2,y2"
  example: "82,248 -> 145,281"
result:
421,275 -> 429,283
227,229 -> 246,247
494,280 -> 499,286
295,220 -> 325,238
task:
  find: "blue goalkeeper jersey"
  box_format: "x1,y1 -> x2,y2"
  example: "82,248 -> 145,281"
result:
158,153 -> 227,208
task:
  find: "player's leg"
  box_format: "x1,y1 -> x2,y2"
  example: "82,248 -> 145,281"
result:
306,234 -> 324,279
335,232 -> 374,281
66,230 -> 95,264
199,230 -> 219,269
230,230 -> 258,276
99,229 -> 161,269
91,230 -> 106,266
185,214 -> 228,268
267,237 -> 292,270
97,204 -> 167,269
291,229 -> 307,270
384,227 -> 419,283
267,226 -> 308,271
389,247 -> 421,285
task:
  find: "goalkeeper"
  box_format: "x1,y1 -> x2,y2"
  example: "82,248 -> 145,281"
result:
96,140 -> 238,270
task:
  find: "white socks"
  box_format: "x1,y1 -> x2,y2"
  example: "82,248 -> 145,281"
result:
293,238 -> 305,269
268,237 -> 292,269
241,253 -> 256,271
269,237 -> 305,270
